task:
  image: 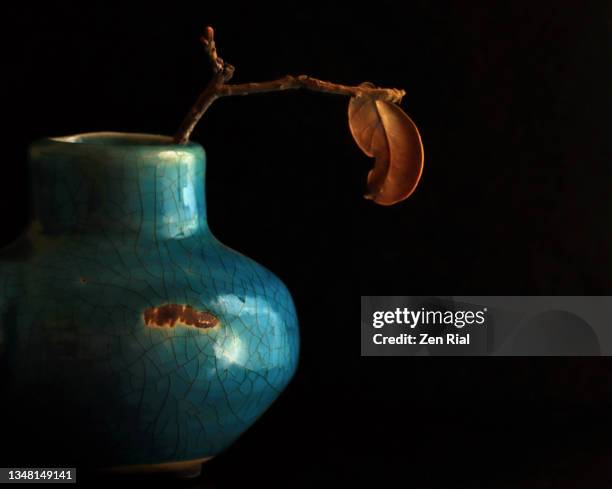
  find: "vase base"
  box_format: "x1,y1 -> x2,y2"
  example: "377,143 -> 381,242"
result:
100,456 -> 214,477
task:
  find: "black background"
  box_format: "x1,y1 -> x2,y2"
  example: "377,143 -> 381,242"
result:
4,2 -> 612,487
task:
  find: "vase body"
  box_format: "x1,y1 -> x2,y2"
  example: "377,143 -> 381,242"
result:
0,133 -> 299,471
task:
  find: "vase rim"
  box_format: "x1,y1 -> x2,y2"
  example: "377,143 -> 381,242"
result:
38,131 -> 202,149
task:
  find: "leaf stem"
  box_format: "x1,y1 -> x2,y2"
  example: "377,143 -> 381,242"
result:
220,75 -> 405,101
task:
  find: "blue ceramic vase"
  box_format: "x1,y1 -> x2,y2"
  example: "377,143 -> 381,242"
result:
0,132 -> 299,474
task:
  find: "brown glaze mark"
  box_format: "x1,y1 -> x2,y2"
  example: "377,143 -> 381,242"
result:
144,304 -> 219,329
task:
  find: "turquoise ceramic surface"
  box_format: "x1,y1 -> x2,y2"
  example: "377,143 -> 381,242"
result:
0,132 -> 299,471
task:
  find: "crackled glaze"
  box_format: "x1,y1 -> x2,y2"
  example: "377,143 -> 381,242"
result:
0,132 -> 299,468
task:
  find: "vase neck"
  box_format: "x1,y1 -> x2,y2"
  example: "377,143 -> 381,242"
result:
28,133 -> 209,240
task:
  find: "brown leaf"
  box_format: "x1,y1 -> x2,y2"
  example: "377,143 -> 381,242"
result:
348,87 -> 424,205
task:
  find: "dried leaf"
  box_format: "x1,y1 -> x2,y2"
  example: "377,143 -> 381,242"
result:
348,86 -> 424,205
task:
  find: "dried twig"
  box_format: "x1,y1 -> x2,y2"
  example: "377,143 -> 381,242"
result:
174,26 -> 406,144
